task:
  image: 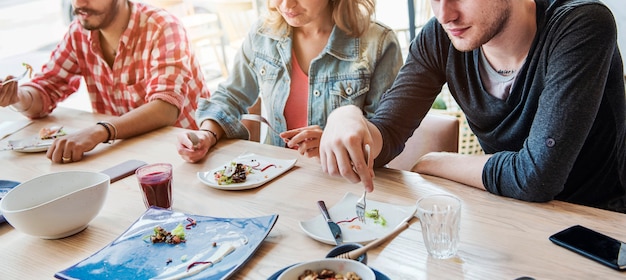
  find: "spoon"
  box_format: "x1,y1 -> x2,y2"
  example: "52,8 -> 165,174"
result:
333,215 -> 414,260
187,132 -> 200,150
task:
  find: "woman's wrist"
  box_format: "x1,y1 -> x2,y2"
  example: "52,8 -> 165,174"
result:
200,128 -> 218,147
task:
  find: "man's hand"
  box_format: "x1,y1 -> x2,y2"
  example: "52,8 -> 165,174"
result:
319,105 -> 378,192
46,125 -> 107,163
0,77 -> 21,107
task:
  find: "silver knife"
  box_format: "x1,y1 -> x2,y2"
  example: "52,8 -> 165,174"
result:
317,200 -> 343,245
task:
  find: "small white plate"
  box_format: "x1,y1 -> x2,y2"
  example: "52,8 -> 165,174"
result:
300,192 -> 417,245
2,126 -> 70,153
197,153 -> 297,190
5,137 -> 54,153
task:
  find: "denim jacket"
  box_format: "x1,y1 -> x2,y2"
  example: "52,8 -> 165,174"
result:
196,19 -> 403,146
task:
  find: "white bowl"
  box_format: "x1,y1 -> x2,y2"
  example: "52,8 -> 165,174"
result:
0,171 -> 109,239
278,258 -> 375,280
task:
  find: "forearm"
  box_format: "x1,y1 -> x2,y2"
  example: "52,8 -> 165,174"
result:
14,88 -> 46,119
412,152 -> 491,190
104,100 -> 179,141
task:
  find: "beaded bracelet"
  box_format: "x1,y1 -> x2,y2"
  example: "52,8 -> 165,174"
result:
200,128 -> 218,147
96,121 -> 117,144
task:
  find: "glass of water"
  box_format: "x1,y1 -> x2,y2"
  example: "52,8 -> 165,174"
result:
416,194 -> 461,259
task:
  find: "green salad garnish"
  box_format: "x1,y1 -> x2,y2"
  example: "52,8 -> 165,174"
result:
146,223 -> 186,244
365,209 -> 387,226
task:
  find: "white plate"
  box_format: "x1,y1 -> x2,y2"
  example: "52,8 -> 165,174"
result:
2,126 -> 70,153
300,192 -> 417,245
197,153 -> 297,190
5,137 -> 54,153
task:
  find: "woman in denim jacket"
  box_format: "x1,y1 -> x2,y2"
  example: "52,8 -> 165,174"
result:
177,0 -> 403,163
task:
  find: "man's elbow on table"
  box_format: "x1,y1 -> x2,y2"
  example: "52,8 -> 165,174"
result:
148,100 -> 181,127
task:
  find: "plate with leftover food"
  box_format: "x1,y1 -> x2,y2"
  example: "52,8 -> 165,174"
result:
55,207 -> 278,280
267,263 -> 391,280
0,180 -> 20,223
2,125 -> 67,153
299,192 -> 417,245
197,153 -> 297,190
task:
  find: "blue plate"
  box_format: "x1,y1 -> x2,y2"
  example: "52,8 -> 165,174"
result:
55,207 -> 278,280
0,180 -> 20,223
267,263 -> 390,280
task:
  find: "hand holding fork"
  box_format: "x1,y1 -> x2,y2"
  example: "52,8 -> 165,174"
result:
355,144 -> 371,224
1,63 -> 32,86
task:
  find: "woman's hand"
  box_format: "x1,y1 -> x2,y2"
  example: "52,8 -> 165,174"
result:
281,125 -> 323,158
176,130 -> 214,163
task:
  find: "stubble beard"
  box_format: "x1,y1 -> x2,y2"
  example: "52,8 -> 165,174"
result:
75,0 -> 120,31
448,4 -> 511,52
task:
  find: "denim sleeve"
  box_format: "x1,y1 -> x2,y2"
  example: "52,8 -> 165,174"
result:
363,23 -> 404,119
371,18 -> 448,167
195,23 -> 262,139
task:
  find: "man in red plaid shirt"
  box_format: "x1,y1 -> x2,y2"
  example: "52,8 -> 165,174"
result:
0,0 -> 211,163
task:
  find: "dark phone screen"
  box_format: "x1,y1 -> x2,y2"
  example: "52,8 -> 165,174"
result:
549,225 -> 626,270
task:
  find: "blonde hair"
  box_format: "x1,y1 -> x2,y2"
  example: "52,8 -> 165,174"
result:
264,0 -> 375,38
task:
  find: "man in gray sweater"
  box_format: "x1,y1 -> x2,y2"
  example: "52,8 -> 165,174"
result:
319,0 -> 626,213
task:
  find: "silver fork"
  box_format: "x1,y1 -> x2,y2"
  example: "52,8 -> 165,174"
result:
356,191 -> 367,224
1,68 -> 29,86
241,114 -> 280,135
355,144 -> 371,223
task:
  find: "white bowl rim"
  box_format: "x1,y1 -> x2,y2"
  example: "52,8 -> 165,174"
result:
0,171 -> 109,214
277,258 -> 375,280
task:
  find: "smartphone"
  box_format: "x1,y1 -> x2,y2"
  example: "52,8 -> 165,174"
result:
549,225 -> 626,270
100,160 -> 147,183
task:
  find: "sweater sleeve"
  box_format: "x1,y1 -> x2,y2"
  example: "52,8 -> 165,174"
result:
483,3 -> 621,202
370,18 -> 449,167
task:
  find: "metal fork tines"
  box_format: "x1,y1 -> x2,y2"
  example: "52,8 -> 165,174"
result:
355,144 -> 371,223
1,69 -> 29,86
356,191 -> 367,223
241,114 -> 280,135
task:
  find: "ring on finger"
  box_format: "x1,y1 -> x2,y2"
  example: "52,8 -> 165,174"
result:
62,157 -> 71,163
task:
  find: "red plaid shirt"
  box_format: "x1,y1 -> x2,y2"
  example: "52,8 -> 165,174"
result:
23,2 -> 210,129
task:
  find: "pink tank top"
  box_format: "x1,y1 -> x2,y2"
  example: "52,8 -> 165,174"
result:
284,53 -> 309,130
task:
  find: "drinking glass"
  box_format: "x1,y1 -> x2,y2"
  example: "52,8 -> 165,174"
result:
416,194 -> 461,259
135,163 -> 173,210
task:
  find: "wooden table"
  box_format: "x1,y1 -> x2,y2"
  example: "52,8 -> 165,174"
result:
1,107 -> 625,279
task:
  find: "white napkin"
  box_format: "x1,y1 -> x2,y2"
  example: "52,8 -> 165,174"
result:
0,119 -> 33,140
